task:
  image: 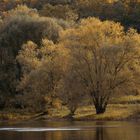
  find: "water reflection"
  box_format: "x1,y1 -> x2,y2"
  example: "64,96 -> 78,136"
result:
0,121 -> 140,140
95,122 -> 105,140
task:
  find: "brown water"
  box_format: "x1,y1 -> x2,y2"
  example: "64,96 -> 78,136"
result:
0,121 -> 140,140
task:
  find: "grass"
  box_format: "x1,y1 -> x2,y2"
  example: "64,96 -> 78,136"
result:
45,103 -> 140,121
111,95 -> 140,104
0,95 -> 140,121
0,112 -> 31,121
74,95 -> 140,121
47,106 -> 70,118
75,104 -> 140,121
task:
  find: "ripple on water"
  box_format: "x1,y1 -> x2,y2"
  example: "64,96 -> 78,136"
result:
0,125 -> 119,132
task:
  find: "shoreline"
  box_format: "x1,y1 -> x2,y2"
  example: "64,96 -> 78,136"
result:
0,103 -> 140,122
0,111 -> 140,122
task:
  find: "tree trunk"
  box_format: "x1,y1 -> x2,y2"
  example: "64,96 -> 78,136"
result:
92,92 -> 109,114
95,106 -> 106,114
95,104 -> 106,114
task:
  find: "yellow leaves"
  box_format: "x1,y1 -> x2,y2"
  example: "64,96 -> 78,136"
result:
40,39 -> 56,60
52,98 -> 62,109
59,17 -> 140,101
60,17 -> 140,62
40,4 -> 78,22
127,29 -> 140,48
20,41 -> 37,56
40,38 -> 69,73
7,5 -> 38,18
60,17 -> 125,50
17,37 -> 70,101
17,41 -> 40,74
42,39 -> 54,48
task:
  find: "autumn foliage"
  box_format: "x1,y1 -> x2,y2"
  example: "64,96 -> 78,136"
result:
0,1 -> 140,117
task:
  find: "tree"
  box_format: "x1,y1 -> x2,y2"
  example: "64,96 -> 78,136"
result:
59,64 -> 86,118
39,4 -> 78,22
45,0 -> 73,5
60,17 -> 140,114
74,0 -> 140,32
17,39 -> 69,112
0,5 -> 64,100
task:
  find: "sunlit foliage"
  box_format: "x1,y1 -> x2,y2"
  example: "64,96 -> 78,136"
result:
60,18 -> 140,114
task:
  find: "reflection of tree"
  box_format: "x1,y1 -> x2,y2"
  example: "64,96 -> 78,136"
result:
45,122 -> 111,140
94,122 -> 110,140
96,127 -> 104,140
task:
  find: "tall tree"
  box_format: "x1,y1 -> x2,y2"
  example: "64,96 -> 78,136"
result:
60,18 -> 140,114
0,5 -> 63,99
17,39 -> 69,112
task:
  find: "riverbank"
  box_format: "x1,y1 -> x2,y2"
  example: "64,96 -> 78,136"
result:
0,104 -> 140,122
75,104 -> 140,121
0,95 -> 140,122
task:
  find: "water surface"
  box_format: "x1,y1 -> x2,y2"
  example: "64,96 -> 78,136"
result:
0,121 -> 140,140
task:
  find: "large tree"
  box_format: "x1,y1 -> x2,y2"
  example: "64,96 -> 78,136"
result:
17,39 -> 68,112
60,18 -> 140,114
0,5 -> 64,99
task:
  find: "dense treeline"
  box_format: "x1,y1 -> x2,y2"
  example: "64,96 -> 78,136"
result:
0,0 -> 140,117
1,0 -> 140,31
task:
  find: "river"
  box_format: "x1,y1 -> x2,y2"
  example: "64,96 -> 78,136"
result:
0,121 -> 140,140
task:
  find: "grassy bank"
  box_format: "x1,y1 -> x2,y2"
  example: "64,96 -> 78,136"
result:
47,95 -> 140,121
111,95 -> 140,104
75,104 -> 140,121
45,104 -> 140,121
0,95 -> 140,121
0,112 -> 31,121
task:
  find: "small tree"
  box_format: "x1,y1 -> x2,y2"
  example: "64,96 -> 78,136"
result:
60,66 -> 86,118
60,17 -> 140,114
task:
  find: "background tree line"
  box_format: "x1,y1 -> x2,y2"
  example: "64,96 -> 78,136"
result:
1,0 -> 140,31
